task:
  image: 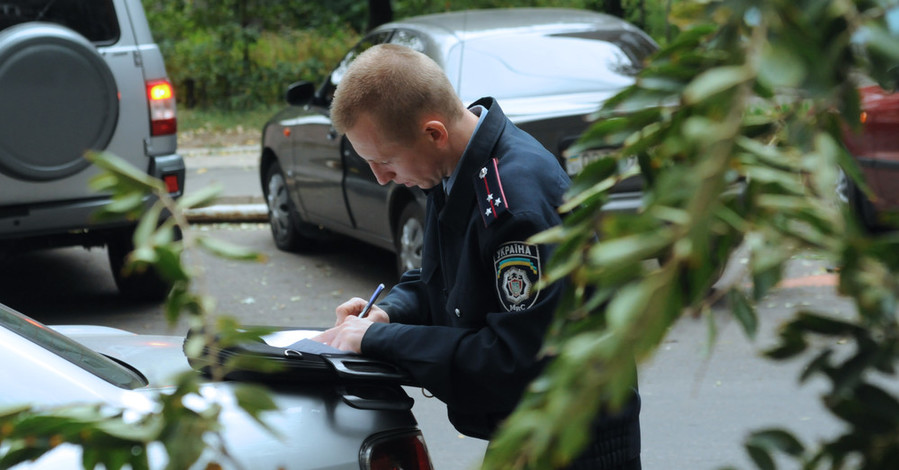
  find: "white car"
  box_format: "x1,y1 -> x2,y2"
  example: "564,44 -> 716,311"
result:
0,302 -> 432,469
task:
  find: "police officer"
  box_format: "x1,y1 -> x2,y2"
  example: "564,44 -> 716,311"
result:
312,43 -> 640,469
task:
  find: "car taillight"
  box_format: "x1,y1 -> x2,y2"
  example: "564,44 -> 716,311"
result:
147,79 -> 177,136
360,431 -> 433,470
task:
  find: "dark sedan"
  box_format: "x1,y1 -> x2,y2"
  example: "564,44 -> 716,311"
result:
259,8 -> 658,275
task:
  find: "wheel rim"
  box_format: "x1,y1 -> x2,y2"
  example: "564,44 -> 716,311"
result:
267,171 -> 292,241
398,215 -> 424,271
836,169 -> 850,204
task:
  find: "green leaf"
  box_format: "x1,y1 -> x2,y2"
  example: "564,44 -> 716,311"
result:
196,236 -> 267,262
232,384 -> 280,436
683,66 -> 752,104
86,151 -> 165,192
133,203 -> 164,247
747,428 -> 805,456
729,289 -> 758,339
765,329 -> 808,360
758,45 -> 805,89
176,184 -> 223,210
587,229 -> 674,267
105,191 -> 147,215
605,282 -> 650,330
793,312 -> 857,337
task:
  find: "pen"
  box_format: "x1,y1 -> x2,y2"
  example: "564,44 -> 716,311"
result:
359,283 -> 385,319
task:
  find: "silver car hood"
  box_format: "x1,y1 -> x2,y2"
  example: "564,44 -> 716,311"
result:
37,325 -> 420,470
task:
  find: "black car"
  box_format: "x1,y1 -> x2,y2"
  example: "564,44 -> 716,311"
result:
259,8 -> 657,275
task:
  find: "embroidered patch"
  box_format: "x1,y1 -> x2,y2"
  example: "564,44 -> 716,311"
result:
494,241 -> 541,312
474,158 -> 508,227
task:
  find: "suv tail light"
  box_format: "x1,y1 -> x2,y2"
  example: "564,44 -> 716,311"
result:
147,79 -> 176,136
360,430 -> 433,470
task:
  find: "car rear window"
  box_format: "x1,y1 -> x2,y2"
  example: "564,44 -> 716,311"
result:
0,0 -> 120,44
451,30 -> 656,101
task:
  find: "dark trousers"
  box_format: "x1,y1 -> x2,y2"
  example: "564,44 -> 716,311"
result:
565,393 -> 641,470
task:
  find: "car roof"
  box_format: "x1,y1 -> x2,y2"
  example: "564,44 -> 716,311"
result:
375,8 -> 644,42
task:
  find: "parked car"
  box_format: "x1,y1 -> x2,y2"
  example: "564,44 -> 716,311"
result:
259,8 -> 658,276
839,83 -> 899,231
0,0 -> 185,300
0,301 -> 432,469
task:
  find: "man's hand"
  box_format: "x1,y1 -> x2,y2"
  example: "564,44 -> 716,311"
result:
335,296 -> 390,325
310,297 -> 390,353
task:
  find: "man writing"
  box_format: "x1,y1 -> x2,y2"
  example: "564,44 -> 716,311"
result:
312,43 -> 640,469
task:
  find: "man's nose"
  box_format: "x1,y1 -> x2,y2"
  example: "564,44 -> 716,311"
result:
370,164 -> 394,185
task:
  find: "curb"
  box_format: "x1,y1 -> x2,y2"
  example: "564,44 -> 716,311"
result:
185,203 -> 268,223
180,145 -> 259,157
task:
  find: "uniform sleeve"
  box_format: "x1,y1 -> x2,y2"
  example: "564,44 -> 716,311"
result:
375,268 -> 431,326
362,211 -> 563,417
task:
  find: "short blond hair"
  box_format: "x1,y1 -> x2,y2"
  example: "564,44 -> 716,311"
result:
331,43 -> 463,144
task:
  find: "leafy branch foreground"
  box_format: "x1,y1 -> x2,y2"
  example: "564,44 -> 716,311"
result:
485,0 -> 899,469
0,152 -> 278,470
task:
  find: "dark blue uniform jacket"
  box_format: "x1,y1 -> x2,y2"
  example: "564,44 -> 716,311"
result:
362,98 -> 640,462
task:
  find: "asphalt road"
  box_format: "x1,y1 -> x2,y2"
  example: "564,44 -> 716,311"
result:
0,150 -> 860,469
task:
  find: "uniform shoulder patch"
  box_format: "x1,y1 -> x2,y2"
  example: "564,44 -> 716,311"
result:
474,158 -> 508,227
494,241 -> 541,312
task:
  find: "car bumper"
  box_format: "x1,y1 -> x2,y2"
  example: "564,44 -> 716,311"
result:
0,153 -> 185,243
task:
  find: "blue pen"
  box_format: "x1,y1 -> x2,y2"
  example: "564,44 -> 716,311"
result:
359,283 -> 385,319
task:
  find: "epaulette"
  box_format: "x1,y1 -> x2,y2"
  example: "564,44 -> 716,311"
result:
473,157 -> 508,227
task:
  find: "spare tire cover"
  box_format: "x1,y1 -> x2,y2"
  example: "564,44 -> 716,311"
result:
0,22 -> 119,181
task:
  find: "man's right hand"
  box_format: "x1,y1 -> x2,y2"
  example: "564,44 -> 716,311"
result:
335,297 -> 390,325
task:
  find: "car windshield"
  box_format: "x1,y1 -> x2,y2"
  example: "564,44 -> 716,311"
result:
449,30 -> 655,101
0,303 -> 146,389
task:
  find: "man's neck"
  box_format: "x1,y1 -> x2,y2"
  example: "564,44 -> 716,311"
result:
444,108 -> 481,177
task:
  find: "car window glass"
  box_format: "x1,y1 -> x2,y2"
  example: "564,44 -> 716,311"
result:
0,303 -> 146,389
449,32 -> 653,102
323,31 -> 393,103
0,0 -> 120,44
389,29 -> 426,53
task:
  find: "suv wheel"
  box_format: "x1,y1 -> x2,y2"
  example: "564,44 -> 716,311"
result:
107,227 -> 176,301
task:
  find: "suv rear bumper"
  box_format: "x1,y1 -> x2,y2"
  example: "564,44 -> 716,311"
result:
0,153 -> 184,247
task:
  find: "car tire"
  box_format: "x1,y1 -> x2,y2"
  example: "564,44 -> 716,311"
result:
107,227 -> 177,302
265,162 -> 315,252
837,169 -> 880,232
0,23 -> 118,181
394,200 -> 425,277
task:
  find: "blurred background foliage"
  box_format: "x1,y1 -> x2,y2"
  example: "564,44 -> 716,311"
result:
142,0 -> 674,111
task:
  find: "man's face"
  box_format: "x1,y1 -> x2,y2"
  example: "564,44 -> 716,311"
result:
345,113 -> 445,189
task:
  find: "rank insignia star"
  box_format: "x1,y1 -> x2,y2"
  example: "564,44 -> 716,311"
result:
474,158 -> 508,227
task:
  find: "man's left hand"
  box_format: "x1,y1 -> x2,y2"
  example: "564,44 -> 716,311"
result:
310,316 -> 374,354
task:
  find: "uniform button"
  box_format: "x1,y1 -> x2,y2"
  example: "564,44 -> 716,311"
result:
454,308 -> 461,318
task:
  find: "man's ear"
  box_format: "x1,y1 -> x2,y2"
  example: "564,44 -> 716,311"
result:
422,120 -> 448,147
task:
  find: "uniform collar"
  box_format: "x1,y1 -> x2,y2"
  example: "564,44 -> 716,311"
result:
439,97 -> 507,230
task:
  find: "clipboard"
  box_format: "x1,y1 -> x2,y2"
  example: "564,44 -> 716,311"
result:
185,328 -> 416,386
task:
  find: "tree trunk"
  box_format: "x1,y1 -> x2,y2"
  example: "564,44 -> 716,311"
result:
368,0 -> 393,32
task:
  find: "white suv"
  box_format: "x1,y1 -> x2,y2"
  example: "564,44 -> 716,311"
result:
0,0 -> 184,299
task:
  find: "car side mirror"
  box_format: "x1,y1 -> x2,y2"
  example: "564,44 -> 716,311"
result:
285,81 -> 316,106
